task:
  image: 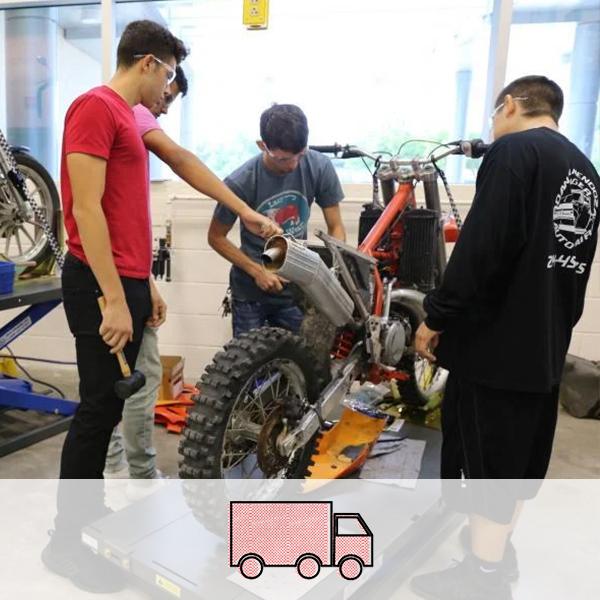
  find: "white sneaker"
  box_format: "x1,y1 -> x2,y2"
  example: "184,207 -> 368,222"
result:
125,476 -> 167,503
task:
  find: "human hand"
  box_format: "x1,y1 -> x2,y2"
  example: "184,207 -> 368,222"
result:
147,279 -> 167,327
415,322 -> 441,362
254,269 -> 285,293
99,298 -> 133,354
241,209 -> 282,238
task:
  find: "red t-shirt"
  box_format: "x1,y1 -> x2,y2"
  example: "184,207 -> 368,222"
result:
61,85 -> 151,279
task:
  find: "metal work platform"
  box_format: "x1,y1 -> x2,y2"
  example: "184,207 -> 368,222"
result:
0,277 -> 78,458
83,426 -> 452,600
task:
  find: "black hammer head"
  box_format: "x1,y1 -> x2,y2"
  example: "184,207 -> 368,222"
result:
114,370 -> 146,400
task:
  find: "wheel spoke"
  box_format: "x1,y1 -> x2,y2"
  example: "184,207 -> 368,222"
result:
226,422 -> 262,442
245,388 -> 268,424
19,226 -> 36,245
23,219 -> 45,231
0,223 -> 11,238
15,229 -> 23,255
274,368 -> 282,399
283,381 -> 291,397
223,450 -> 253,470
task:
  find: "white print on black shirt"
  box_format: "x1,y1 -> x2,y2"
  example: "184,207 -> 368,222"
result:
547,254 -> 587,274
548,169 -> 598,275
552,168 -> 598,250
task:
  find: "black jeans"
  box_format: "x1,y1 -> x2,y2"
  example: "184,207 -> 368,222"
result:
54,254 -> 151,540
59,253 -> 152,478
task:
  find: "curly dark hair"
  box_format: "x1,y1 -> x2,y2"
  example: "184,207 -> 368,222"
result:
260,104 -> 309,154
117,20 -> 188,67
496,75 -> 564,124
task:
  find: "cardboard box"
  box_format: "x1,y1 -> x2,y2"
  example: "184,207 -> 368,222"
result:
159,355 -> 185,402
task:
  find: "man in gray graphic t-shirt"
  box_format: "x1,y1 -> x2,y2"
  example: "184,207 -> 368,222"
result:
209,104 -> 346,337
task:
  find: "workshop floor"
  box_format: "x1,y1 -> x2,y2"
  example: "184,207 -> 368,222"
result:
0,364 -> 598,479
0,365 -> 598,600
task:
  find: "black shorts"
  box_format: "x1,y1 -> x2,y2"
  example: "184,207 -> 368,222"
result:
440,373 -> 559,523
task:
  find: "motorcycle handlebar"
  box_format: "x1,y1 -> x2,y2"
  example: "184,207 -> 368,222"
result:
310,139 -> 489,164
309,144 -> 370,159
309,144 -> 343,154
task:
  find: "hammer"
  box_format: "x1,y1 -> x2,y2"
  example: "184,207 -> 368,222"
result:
97,297 -> 146,400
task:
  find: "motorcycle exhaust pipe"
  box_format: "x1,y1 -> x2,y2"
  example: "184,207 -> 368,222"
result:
262,236 -> 355,327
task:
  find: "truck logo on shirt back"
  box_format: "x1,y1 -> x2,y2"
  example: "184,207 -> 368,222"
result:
553,168 -> 598,250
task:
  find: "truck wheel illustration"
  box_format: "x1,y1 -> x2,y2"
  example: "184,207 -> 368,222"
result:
239,554 -> 264,579
296,554 -> 321,579
339,556 -> 363,580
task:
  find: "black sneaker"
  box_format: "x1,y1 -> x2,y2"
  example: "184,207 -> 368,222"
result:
41,530 -> 127,594
459,525 -> 519,582
410,554 -> 513,600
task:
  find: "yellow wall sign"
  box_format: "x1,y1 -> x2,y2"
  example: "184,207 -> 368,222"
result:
243,0 -> 269,29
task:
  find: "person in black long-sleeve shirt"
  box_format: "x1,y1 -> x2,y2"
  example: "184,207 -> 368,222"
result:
411,76 -> 599,600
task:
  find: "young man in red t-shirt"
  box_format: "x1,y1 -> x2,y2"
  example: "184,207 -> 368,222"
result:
45,21 -> 280,591
43,21 -> 188,591
56,20 -> 188,478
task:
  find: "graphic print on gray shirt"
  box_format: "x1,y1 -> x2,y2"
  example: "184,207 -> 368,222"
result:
213,149 -> 344,303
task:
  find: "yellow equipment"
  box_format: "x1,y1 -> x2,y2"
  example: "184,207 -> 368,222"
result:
243,0 -> 269,30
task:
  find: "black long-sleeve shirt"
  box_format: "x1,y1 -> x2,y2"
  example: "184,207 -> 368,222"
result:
424,127 -> 600,392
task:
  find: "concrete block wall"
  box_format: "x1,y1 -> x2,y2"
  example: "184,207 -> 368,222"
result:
5,180 -> 599,386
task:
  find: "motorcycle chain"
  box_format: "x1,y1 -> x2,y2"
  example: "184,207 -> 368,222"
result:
0,129 -> 65,269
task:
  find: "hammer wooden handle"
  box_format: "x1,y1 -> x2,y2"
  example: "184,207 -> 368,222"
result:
97,296 -> 132,378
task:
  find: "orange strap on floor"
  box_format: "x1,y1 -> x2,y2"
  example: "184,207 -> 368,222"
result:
154,384 -> 197,434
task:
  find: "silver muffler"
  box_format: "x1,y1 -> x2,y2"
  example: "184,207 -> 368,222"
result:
262,236 -> 354,327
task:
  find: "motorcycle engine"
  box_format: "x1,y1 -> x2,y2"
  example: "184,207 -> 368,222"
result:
380,317 -> 412,366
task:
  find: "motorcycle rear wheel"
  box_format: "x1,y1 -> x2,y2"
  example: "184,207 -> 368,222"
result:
179,327 -> 330,479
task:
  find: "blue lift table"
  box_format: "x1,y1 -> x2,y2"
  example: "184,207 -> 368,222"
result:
0,277 -> 78,458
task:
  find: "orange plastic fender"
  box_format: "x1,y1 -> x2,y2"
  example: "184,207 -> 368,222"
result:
306,407 -> 388,481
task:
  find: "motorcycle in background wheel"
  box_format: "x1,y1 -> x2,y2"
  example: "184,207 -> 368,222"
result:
0,141 -> 61,275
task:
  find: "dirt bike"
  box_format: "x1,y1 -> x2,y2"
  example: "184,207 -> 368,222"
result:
0,129 -> 61,274
179,138 -> 488,479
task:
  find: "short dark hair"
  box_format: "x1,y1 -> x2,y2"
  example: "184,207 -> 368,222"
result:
117,20 -> 188,68
496,75 -> 564,123
260,104 -> 308,153
174,66 -> 188,97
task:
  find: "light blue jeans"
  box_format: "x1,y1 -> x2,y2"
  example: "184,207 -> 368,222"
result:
105,326 -> 162,478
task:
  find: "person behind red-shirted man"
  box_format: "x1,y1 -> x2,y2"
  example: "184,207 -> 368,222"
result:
42,21 -> 278,593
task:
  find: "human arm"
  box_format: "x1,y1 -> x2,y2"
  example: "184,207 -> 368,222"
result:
66,153 -> 132,353
207,216 -> 284,293
147,277 -> 167,327
422,145 -> 528,334
322,204 -> 346,241
142,130 -> 281,238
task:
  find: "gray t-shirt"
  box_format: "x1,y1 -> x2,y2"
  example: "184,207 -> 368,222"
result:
214,149 -> 344,303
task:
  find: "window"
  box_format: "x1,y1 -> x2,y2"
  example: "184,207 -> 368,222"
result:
3,1 -> 597,181
335,515 -> 369,536
507,0 -> 600,171
118,0 -> 494,183
0,3 -> 102,178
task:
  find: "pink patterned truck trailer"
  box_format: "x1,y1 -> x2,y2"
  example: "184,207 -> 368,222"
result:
229,501 -> 373,580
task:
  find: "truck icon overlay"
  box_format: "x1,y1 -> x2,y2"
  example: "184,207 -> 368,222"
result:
229,501 -> 374,581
